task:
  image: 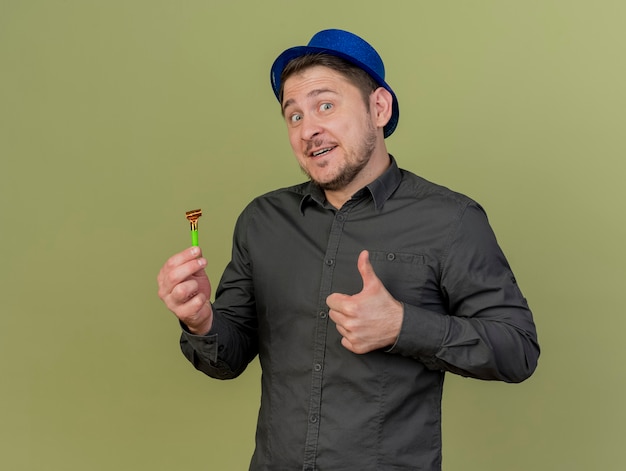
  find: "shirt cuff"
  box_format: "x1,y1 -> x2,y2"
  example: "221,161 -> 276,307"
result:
387,303 -> 447,358
180,320 -> 220,364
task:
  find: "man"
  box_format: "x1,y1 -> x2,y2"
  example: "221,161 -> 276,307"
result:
157,29 -> 539,470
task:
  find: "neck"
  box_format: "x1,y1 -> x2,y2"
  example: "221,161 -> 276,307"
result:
325,151 -> 391,209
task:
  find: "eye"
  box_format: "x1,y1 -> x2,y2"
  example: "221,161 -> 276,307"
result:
289,113 -> 302,124
319,102 -> 333,112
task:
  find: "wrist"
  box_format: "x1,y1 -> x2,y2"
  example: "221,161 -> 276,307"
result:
186,303 -> 214,335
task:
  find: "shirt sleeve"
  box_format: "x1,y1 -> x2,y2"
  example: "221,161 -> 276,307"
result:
179,207 -> 259,380
388,202 -> 540,383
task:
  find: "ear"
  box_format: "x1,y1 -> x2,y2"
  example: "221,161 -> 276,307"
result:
370,87 -> 393,130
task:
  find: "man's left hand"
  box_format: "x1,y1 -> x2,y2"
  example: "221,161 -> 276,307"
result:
326,250 -> 404,354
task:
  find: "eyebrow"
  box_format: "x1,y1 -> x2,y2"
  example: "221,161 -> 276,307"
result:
282,88 -> 338,115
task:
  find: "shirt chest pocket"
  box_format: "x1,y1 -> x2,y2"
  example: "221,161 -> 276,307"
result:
369,250 -> 437,307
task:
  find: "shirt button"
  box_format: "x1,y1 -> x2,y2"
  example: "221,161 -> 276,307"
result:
314,363 -> 322,372
319,311 -> 328,319
310,415 -> 318,423
325,258 -> 334,266
336,213 -> 345,222
387,252 -> 396,261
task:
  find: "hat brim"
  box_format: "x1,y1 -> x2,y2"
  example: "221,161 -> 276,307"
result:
271,45 -> 399,138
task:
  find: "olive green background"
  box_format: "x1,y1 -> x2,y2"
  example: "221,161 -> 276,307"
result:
1,1 -> 624,470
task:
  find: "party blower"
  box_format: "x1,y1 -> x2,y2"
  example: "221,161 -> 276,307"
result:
185,209 -> 202,246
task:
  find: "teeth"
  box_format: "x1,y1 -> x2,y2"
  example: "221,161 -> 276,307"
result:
313,147 -> 332,157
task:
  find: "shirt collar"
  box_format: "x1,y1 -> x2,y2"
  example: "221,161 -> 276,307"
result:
299,154 -> 402,213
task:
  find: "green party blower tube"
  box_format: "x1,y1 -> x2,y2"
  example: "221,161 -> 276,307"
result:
185,209 -> 202,247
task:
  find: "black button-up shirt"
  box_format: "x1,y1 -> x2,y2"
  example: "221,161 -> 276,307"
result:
180,156 -> 539,470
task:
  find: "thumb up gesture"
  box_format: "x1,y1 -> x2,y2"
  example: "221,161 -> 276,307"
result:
326,250 -> 404,354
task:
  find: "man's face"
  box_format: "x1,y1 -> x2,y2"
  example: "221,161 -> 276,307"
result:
281,66 -> 380,192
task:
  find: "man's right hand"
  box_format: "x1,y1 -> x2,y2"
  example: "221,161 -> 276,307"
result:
157,246 -> 213,335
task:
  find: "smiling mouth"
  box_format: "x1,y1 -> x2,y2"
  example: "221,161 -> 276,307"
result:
311,146 -> 336,157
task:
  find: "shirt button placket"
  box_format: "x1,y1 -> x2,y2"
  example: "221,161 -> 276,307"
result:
303,208 -> 349,469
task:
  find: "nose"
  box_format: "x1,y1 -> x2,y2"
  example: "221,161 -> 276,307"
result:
300,115 -> 323,142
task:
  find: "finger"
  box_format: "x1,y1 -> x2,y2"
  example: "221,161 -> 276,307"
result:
328,307 -> 347,328
169,279 -> 201,305
331,318 -> 352,349
357,249 -> 379,290
174,292 -> 210,326
163,276 -> 207,312
158,247 -> 200,284
176,291 -> 208,318
159,257 -> 206,295
167,246 -> 203,268
326,292 -> 351,311
341,336 -> 354,352
158,255 -> 207,298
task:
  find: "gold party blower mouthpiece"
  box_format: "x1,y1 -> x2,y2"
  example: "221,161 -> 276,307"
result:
185,209 -> 202,246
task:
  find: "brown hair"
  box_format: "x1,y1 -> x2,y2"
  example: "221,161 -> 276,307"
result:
279,53 -> 379,109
